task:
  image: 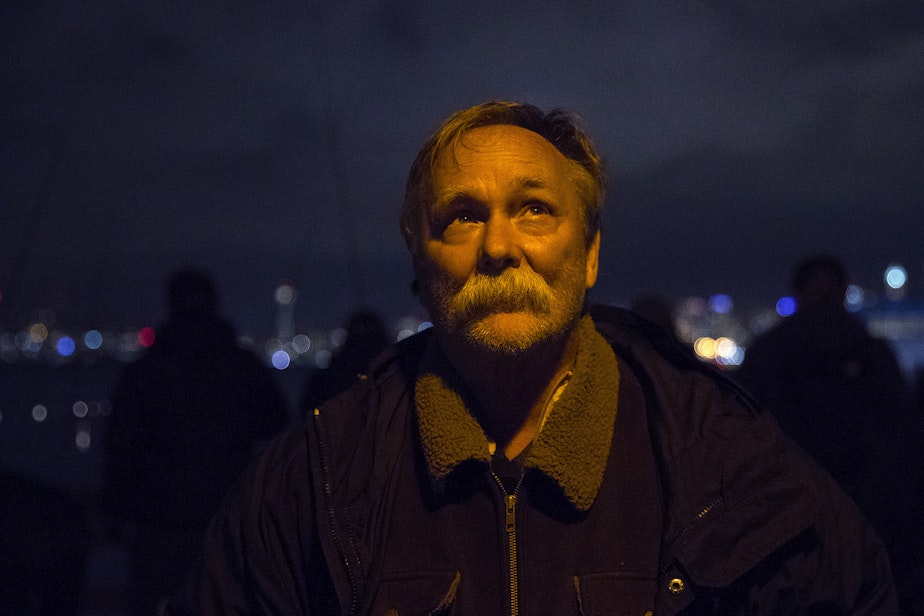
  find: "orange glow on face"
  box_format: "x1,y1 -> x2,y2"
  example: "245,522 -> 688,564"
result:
416,125 -> 598,354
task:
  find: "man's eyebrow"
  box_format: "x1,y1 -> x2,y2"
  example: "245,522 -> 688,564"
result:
433,176 -> 549,203
431,176 -> 553,212
431,188 -> 471,211
515,176 -> 549,190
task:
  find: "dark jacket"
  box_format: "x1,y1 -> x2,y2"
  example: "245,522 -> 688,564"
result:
167,306 -> 896,615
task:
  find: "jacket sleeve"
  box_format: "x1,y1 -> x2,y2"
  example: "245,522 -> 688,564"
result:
163,427 -> 337,615
776,450 -> 898,614
714,445 -> 900,616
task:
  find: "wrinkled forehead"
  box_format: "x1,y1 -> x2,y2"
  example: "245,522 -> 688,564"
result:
436,124 -> 568,166
429,125 -> 580,195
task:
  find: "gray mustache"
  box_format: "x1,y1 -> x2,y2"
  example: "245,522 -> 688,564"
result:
449,272 -> 552,317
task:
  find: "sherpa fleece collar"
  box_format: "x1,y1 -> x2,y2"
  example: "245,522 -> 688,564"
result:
414,315 -> 621,510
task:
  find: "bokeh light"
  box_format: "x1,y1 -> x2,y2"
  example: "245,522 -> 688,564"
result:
56,335 -> 76,357
274,284 -> 295,305
138,327 -> 156,347
775,296 -> 796,317
845,285 -> 864,312
291,334 -> 311,354
885,264 -> 907,290
73,401 -> 89,418
28,323 -> 48,344
694,337 -> 717,359
75,422 -> 92,453
271,349 -> 291,370
84,330 -> 103,350
709,294 -> 733,315
31,404 -> 48,422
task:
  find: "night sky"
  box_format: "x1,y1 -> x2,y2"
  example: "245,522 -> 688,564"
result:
3,2 -> 923,336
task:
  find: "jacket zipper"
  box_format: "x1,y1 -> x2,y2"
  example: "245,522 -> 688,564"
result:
492,472 -> 523,616
313,408 -> 360,615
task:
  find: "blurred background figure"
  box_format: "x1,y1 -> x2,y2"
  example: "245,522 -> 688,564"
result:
629,294 -> 682,345
0,471 -> 90,616
300,309 -> 389,416
736,254 -> 919,611
102,268 -> 289,616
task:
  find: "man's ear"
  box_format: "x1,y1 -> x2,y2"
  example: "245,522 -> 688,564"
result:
585,230 -> 601,289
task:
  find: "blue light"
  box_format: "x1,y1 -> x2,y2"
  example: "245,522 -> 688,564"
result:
845,285 -> 863,312
271,350 -> 291,370
776,296 -> 796,317
84,330 -> 103,350
884,264 -> 907,290
56,336 -> 76,357
709,294 -> 733,314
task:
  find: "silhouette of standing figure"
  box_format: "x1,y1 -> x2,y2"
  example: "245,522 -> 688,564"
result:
102,268 -> 289,616
300,309 -> 389,415
737,254 -> 918,611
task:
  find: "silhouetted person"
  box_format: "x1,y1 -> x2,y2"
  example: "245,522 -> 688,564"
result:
300,309 -> 389,415
737,254 -> 916,609
102,268 -> 289,615
0,471 -> 89,616
630,294 -> 683,345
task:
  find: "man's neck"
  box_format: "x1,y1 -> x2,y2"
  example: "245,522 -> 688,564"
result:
436,323 -> 580,460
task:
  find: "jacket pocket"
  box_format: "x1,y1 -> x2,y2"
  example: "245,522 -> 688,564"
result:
573,573 -> 656,616
367,570 -> 459,616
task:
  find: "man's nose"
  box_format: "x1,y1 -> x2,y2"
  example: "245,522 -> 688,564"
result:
478,216 -> 522,273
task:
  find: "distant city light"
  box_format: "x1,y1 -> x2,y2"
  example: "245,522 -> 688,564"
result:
56,335 -> 76,357
28,323 -> 48,344
138,327 -> 156,347
884,264 -> 907,290
73,401 -> 89,418
75,423 -> 91,452
271,350 -> 291,370
715,337 -> 737,358
716,347 -> 746,366
84,330 -> 103,350
274,284 -> 295,306
714,337 -> 744,366
32,404 -> 48,422
776,296 -> 796,317
709,294 -> 733,315
694,335 -> 744,366
291,334 -> 311,354
694,337 -> 717,359
845,285 -> 864,312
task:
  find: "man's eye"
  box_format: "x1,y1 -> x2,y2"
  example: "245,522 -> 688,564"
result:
524,203 -> 550,216
453,212 -> 477,224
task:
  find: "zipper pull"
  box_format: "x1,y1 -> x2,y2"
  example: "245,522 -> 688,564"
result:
505,494 -> 517,533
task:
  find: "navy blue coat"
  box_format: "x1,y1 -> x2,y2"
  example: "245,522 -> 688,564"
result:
167,306 -> 896,615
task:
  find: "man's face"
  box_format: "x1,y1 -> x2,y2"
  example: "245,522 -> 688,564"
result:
415,124 -> 600,354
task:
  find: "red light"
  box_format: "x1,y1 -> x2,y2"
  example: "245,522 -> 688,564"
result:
138,327 -> 156,347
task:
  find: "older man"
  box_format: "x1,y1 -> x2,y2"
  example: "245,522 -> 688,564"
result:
166,102 -> 896,615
